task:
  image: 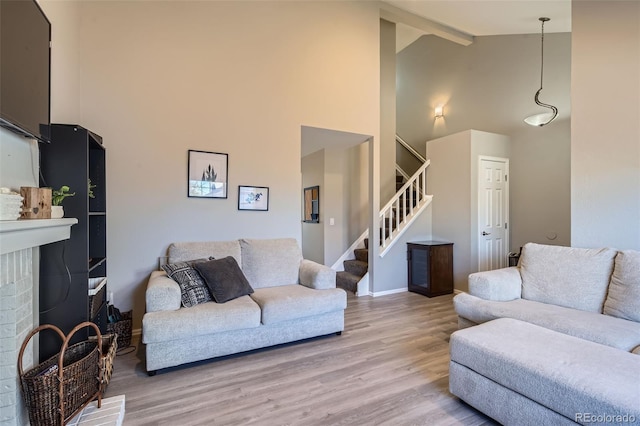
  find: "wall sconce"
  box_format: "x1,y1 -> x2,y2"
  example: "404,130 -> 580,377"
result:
434,105 -> 444,119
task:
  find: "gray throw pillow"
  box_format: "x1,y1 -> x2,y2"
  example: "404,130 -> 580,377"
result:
193,256 -> 254,303
162,259 -> 212,307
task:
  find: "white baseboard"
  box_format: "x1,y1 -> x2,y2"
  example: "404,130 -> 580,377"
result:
370,287 -> 408,297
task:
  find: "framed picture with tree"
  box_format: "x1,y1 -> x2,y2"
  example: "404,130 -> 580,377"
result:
188,150 -> 228,198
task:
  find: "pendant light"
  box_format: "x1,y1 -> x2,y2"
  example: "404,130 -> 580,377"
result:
524,17 -> 558,127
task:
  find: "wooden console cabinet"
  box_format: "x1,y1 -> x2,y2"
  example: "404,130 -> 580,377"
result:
407,241 -> 453,297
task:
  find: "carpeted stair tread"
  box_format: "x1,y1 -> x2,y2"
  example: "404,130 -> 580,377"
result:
336,271 -> 359,293
354,248 -> 368,262
343,259 -> 368,277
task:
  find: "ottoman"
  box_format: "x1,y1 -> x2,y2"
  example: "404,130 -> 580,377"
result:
449,318 -> 640,425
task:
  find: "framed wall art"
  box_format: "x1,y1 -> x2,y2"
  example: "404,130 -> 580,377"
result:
238,185 -> 269,211
188,150 -> 228,198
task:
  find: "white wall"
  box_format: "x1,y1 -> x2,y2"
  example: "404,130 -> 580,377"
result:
323,143 -> 369,266
397,33 -> 571,145
70,1 -> 380,325
40,0 -> 81,123
345,143 -> 370,246
0,130 -> 39,191
571,1 -> 640,250
397,33 -> 571,253
510,119 -> 571,249
380,18 -> 397,203
427,131 -> 471,290
427,130 -> 510,291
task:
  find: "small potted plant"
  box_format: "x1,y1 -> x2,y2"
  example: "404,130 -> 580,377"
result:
51,185 -> 75,218
88,179 -> 96,199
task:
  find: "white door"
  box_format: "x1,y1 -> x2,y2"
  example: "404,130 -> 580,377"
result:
478,157 -> 509,272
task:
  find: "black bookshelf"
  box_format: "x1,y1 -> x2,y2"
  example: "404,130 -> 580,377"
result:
38,124 -> 107,361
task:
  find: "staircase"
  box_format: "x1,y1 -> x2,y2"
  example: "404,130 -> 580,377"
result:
336,174 -> 422,294
336,239 -> 369,293
379,159 -> 431,254
333,135 -> 433,295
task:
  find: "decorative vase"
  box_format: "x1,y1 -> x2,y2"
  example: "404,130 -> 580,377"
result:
51,205 -> 64,219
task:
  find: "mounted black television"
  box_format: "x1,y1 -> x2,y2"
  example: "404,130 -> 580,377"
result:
0,0 -> 51,143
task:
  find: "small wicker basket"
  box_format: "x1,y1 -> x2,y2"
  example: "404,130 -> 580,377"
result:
107,310 -> 132,348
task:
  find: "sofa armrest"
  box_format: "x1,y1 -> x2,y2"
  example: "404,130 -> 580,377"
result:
146,270 -> 181,312
468,267 -> 522,301
299,259 -> 336,290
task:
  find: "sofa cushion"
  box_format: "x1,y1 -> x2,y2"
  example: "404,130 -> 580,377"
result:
168,240 -> 241,265
240,238 -> 303,289
453,293 -> 640,352
162,259 -> 212,307
520,243 -> 616,312
603,250 -> 640,322
142,295 -> 261,343
194,256 -> 254,303
250,285 -> 347,325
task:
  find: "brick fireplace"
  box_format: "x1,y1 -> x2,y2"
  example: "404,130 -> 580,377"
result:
1,248 -> 34,425
0,219 -> 76,425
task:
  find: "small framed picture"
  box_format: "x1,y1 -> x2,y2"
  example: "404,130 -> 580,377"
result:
238,185 -> 269,211
188,150 -> 228,198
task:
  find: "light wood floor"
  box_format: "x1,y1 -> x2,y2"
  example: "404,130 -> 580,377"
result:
105,291 -> 497,425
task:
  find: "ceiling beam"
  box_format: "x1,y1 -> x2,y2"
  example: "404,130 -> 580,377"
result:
379,2 -> 474,46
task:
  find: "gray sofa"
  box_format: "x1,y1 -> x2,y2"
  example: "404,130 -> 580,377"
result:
450,243 -> 640,424
142,238 -> 346,374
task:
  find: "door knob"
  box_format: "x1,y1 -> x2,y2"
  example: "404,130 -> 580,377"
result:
482,231 -> 491,236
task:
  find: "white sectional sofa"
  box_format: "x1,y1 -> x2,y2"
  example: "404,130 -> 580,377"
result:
450,243 -> 640,424
142,238 -> 346,375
